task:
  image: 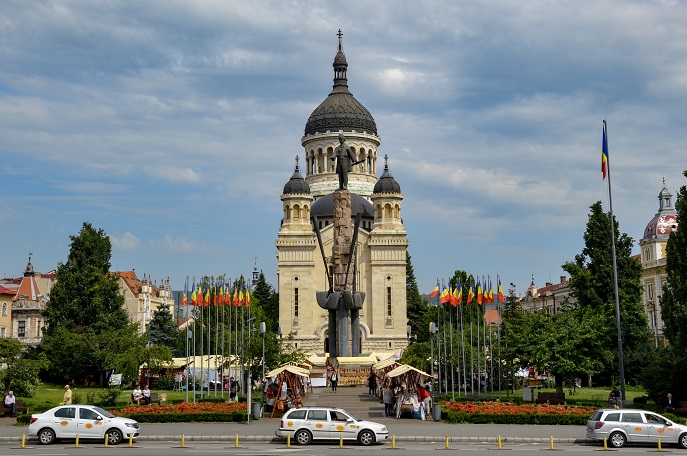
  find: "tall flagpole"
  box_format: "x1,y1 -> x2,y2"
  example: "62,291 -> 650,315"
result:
192,277 -> 197,403
604,119 -> 626,403
450,284 -> 455,401
460,294 -> 467,396
497,275 -> 503,400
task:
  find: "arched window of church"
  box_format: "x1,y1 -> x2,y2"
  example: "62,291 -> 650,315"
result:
294,204 -> 301,219
293,277 -> 300,319
647,283 -> 654,300
367,154 -> 372,173
385,275 -> 393,319
376,205 -> 382,219
384,203 -> 392,218
394,204 -> 400,219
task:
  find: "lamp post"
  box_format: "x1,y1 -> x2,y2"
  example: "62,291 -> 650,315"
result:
429,322 -> 439,394
259,322 -> 266,384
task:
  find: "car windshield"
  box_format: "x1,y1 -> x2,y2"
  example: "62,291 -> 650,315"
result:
341,410 -> 360,421
92,406 -> 116,419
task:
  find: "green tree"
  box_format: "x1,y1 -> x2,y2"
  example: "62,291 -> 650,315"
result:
147,300 -> 180,356
0,338 -> 49,397
563,201 -> 650,384
406,252 -> 429,341
252,271 -> 279,333
41,222 -> 140,385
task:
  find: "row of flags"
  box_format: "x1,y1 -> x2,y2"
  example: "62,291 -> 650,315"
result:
181,280 -> 251,307
430,277 -> 505,306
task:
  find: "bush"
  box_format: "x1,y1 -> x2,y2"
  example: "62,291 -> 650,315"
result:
152,375 -> 177,391
633,396 -> 648,404
442,409 -> 590,425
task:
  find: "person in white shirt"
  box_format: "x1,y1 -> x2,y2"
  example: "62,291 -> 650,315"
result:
4,391 -> 16,416
132,385 -> 143,405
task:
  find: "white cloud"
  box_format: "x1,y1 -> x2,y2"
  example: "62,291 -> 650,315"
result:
111,232 -> 140,251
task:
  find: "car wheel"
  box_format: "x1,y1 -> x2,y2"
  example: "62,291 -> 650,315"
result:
37,428 -> 56,445
294,429 -> 312,445
609,431 -> 626,448
106,429 -> 123,445
358,429 -> 375,446
678,433 -> 687,449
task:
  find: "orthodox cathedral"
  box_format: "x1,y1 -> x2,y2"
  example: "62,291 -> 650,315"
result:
276,32 -> 409,355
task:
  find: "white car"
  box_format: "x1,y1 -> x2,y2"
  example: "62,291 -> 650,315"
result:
28,404 -> 140,445
586,408 -> 687,448
275,406 -> 388,446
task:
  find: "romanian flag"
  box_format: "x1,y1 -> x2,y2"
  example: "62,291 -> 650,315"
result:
204,288 -> 211,307
487,277 -> 494,304
467,281 -> 474,303
602,121 -> 609,180
233,286 -> 239,306
456,280 -> 463,304
245,288 -> 250,307
238,286 -> 245,307
429,280 -> 440,299
476,278 -> 483,305
182,281 -> 188,306
195,284 -> 202,307
218,284 -> 224,306
497,278 -> 505,304
225,285 -> 231,305
439,285 -> 449,304
450,286 -> 460,307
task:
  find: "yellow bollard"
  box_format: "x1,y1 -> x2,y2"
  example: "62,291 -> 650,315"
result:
340,433 -> 343,448
235,433 -> 239,448
287,434 -> 291,448
498,435 -> 502,449
75,433 -> 80,447
104,434 -> 108,447
603,436 -> 608,450
392,435 -> 396,449
181,434 -> 185,448
446,435 -> 449,449
658,438 -> 662,451
129,433 -> 133,447
550,435 -> 554,450
21,434 -> 25,449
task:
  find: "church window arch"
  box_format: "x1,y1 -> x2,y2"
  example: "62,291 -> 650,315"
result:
394,203 -> 400,219
294,204 -> 301,219
384,203 -> 392,218
375,204 -> 382,219
385,275 -> 393,322
293,276 -> 300,319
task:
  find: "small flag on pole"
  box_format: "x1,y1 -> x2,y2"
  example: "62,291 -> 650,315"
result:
602,121 -> 609,180
477,278 -> 483,305
468,280 -> 475,303
182,280 -> 188,306
429,280 -> 440,299
498,278 -> 505,304
439,285 -> 449,304
456,279 -> 463,304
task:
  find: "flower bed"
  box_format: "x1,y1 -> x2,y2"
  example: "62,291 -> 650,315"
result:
111,401 -> 247,423
442,401 -> 595,425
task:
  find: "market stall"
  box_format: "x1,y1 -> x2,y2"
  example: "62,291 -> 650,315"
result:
385,364 -> 432,419
264,364 -> 310,417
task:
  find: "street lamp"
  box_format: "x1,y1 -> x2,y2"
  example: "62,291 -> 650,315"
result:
259,322 -> 266,384
429,322 -> 439,393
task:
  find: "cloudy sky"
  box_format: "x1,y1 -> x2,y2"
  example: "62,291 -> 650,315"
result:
2,0 -> 685,297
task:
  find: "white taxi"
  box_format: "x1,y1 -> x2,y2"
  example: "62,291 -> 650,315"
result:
275,406 -> 388,446
586,408 -> 687,448
28,404 -> 140,445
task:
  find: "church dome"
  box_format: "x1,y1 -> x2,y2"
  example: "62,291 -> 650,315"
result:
283,158 -> 310,195
373,156 -> 401,194
304,31 -> 377,137
642,181 -> 678,241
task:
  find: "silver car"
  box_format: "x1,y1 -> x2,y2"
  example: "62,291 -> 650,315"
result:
275,406 -> 388,446
586,408 -> 687,448
28,404 -> 140,445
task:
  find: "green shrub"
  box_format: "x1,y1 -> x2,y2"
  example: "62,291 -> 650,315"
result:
633,396 -> 648,404
442,409 -> 590,425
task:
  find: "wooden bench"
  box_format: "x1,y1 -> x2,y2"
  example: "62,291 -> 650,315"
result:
131,392 -> 161,405
535,392 -> 565,405
670,401 -> 687,414
0,399 -> 28,416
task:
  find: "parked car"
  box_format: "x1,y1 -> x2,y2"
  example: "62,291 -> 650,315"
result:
28,404 -> 140,445
586,408 -> 687,448
275,406 -> 388,446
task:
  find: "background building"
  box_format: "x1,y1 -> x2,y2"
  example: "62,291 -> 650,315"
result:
639,181 -> 678,347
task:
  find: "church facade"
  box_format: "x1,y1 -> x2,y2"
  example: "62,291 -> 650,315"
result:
276,33 -> 409,355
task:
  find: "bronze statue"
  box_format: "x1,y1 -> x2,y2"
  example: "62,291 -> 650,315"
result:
332,133 -> 363,190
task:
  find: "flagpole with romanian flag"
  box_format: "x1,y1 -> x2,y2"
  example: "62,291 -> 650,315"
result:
603,120 -> 626,403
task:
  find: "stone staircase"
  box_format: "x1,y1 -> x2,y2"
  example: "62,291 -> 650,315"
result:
302,385 -> 388,420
